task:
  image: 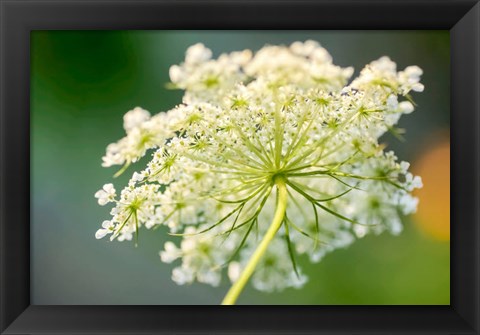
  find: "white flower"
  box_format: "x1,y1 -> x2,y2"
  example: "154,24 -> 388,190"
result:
160,241 -> 182,263
290,40 -> 322,57
95,220 -> 115,239
185,43 -> 212,64
123,107 -> 150,132
172,267 -> 195,285
401,65 -> 424,92
132,171 -> 147,182
94,183 -> 116,206
169,65 -> 184,83
96,41 -> 423,295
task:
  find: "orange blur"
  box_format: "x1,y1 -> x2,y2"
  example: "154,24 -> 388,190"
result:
412,136 -> 450,241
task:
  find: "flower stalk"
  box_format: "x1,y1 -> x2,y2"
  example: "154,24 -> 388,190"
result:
222,175 -> 288,305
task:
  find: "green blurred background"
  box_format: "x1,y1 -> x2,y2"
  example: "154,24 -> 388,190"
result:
31,31 -> 450,305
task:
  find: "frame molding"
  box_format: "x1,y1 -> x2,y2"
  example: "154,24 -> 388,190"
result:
1,0 -> 479,334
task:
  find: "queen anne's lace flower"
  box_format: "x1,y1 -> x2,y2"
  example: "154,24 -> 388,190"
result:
95,41 -> 423,302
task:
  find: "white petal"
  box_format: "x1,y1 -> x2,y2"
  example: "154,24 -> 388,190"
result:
94,190 -> 106,199
172,267 -> 194,285
169,65 -> 183,83
103,183 -> 115,194
185,43 -> 212,64
399,101 -> 414,114
95,229 -> 108,239
101,220 -> 112,229
412,83 -> 425,92
160,242 -> 179,263
132,172 -> 144,182
97,198 -> 108,206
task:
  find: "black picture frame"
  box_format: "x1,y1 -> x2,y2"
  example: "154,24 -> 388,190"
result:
1,0 -> 479,334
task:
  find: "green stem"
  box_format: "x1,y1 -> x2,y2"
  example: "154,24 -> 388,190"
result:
221,176 -> 288,305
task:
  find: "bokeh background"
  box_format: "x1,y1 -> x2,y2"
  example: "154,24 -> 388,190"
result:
31,31 -> 450,305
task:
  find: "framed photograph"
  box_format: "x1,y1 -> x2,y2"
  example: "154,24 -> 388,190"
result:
1,0 -> 479,334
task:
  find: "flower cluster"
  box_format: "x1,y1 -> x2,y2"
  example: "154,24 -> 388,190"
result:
95,41 -> 423,294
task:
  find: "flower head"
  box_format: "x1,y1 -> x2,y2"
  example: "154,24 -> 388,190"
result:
96,41 -> 423,296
